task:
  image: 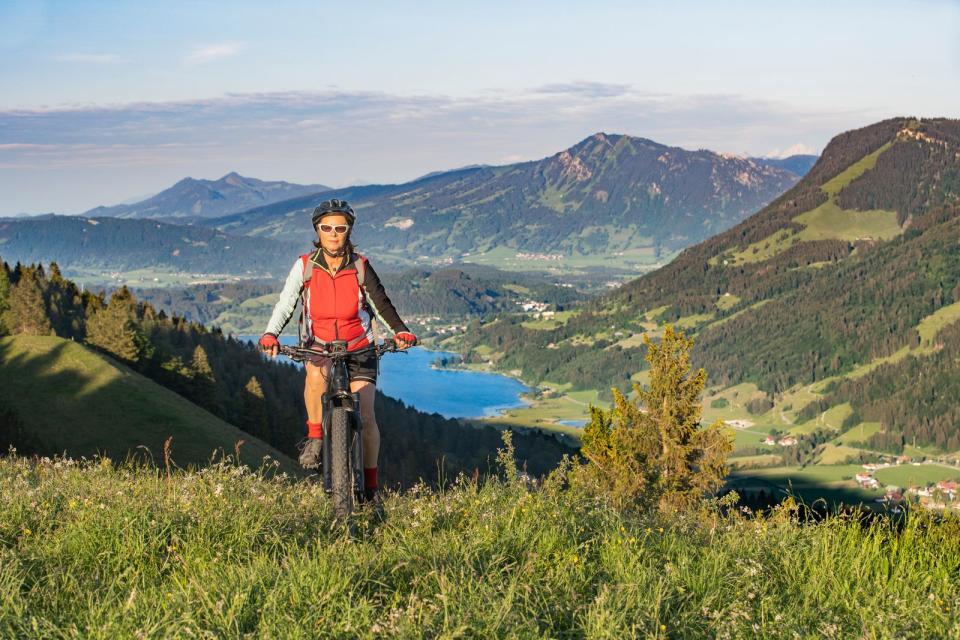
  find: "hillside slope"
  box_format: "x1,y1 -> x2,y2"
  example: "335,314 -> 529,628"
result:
3,455 -> 958,638
206,133 -> 803,265
462,117 -> 960,454
84,172 -> 330,220
0,335 -> 301,473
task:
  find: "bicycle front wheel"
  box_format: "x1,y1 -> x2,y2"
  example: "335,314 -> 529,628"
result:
329,406 -> 354,520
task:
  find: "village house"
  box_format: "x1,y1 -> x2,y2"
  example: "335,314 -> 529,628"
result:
936,480 -> 958,499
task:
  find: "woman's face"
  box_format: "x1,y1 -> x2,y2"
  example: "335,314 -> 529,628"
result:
316,213 -> 350,254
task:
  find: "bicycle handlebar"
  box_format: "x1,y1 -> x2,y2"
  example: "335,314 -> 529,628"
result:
277,341 -> 401,362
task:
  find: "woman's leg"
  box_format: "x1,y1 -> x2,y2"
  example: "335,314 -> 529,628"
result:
350,380 -> 379,490
304,358 -> 330,424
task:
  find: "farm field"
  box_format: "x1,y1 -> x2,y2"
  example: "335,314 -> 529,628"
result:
874,464 -> 960,488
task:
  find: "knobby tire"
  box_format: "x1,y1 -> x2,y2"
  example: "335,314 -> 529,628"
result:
329,407 -> 353,520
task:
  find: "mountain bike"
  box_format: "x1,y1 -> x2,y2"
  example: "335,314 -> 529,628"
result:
280,340 -> 400,520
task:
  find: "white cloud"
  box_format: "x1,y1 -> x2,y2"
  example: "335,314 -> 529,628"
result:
185,42 -> 243,64
0,86 -> 866,213
764,142 -> 817,158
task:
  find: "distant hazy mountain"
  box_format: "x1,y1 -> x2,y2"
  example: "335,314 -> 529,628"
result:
755,154 -> 819,177
206,133 -> 805,258
0,214 -> 304,278
84,172 -> 330,220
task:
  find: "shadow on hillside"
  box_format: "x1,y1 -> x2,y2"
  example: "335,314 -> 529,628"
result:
726,471 -> 885,514
0,337 -> 298,475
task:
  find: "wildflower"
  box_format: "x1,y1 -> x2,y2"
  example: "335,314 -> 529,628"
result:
660,624 -> 666,632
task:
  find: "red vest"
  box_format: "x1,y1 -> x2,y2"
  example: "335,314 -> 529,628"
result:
300,254 -> 372,350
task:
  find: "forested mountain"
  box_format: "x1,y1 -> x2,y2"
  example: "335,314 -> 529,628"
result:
0,214 -> 304,278
206,133 -> 804,259
84,172 -> 330,220
0,259 -> 574,485
461,117 -> 960,452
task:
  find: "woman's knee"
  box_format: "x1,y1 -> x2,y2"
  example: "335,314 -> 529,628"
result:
305,364 -> 328,390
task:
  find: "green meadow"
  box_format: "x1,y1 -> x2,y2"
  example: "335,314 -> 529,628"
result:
2,454 -> 960,638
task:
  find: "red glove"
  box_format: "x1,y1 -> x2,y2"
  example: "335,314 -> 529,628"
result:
258,334 -> 279,353
394,332 -> 417,348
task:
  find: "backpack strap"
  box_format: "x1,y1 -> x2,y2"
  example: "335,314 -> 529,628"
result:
297,254 -> 314,346
353,253 -> 380,346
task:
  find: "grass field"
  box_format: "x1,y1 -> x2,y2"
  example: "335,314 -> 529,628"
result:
835,422 -> 883,445
728,454 -> 783,469
478,387 -> 598,438
874,464 -> 960,488
4,454 -> 959,637
521,310 -> 579,330
917,300 -> 960,343
816,444 -> 862,465
714,293 -> 741,311
0,335 -> 299,474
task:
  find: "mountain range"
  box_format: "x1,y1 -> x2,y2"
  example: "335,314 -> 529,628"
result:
206,133 -> 807,261
83,172 -> 330,221
1,134 -> 814,279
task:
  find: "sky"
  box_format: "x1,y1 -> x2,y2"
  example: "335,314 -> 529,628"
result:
1,0 -> 958,215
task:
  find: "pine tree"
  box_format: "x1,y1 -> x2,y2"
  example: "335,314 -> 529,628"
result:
188,344 -> 218,413
240,375 -> 270,442
85,295 -> 142,362
4,268 -> 52,336
580,325 -> 733,513
45,261 -> 85,339
0,262 -> 11,335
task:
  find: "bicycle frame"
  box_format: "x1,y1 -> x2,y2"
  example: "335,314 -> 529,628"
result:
279,340 -> 399,499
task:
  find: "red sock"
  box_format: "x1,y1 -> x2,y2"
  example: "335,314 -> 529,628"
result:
306,421 -> 323,439
364,467 -> 378,490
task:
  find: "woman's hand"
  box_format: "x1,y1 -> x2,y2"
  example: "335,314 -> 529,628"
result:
393,332 -> 418,350
259,333 -> 280,357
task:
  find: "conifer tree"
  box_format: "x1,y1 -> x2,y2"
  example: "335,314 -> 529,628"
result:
85,294 -> 142,362
240,375 -> 270,442
580,325 -> 732,513
4,268 -> 52,336
188,344 -> 219,412
45,262 -> 85,339
0,262 -> 11,335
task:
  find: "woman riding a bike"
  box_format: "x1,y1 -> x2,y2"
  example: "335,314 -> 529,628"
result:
258,199 -> 416,506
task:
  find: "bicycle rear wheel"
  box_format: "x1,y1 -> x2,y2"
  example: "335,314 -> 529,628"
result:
329,406 -> 354,520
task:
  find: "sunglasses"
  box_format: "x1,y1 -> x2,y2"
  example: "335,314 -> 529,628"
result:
318,223 -> 350,234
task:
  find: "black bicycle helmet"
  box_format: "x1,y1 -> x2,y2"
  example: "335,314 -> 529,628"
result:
311,199 -> 356,226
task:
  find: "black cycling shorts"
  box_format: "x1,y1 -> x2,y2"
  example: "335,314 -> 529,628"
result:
304,348 -> 378,384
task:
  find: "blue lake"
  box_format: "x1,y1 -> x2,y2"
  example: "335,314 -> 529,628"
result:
238,336 -> 530,419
